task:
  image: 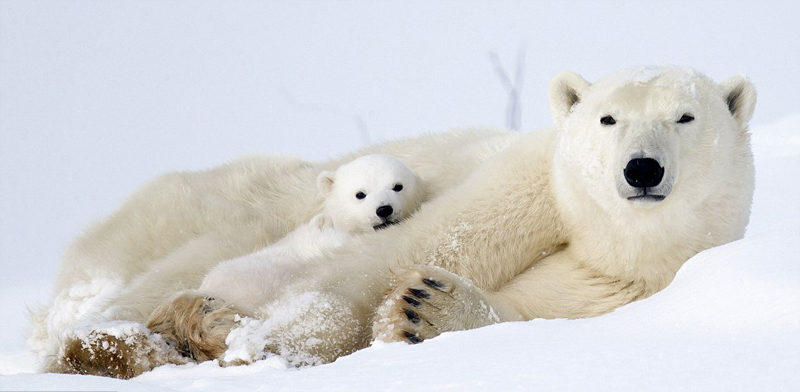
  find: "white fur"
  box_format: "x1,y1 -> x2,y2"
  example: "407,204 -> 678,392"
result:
30,130 -> 503,370
31,66 -> 756,374
317,153 -> 423,233
199,154 -> 424,314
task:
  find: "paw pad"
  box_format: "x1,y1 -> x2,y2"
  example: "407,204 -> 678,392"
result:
403,308 -> 421,324
422,278 -> 446,290
408,288 -> 429,299
403,331 -> 423,344
402,295 -> 421,307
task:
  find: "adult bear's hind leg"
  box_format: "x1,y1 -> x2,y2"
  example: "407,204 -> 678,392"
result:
51,322 -> 186,379
147,291 -> 244,362
50,292 -> 242,379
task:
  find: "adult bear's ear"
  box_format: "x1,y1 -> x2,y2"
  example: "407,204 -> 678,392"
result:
549,71 -> 590,128
720,75 -> 757,128
317,171 -> 335,194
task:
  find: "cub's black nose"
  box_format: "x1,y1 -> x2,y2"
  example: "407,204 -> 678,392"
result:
376,205 -> 394,218
624,158 -> 664,188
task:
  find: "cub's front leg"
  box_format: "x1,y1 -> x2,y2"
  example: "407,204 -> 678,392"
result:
372,266 -> 520,344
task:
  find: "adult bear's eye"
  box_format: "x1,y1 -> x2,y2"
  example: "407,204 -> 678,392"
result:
393,184 -> 403,192
356,192 -> 366,200
600,115 -> 616,126
678,114 -> 694,124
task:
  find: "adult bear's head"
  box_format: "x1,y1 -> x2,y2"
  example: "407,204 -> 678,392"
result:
548,66 -> 756,236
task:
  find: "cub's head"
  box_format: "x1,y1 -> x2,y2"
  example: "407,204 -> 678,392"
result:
317,154 -> 423,234
549,66 -> 756,232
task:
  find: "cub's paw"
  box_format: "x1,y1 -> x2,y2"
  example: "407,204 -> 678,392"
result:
372,266 -> 500,345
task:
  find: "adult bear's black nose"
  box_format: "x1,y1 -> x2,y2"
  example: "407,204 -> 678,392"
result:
624,158 -> 664,188
376,205 -> 394,218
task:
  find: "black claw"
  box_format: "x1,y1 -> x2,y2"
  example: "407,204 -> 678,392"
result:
403,308 -> 421,324
408,288 -> 430,299
402,295 -> 421,307
404,331 -> 423,344
422,278 -> 446,290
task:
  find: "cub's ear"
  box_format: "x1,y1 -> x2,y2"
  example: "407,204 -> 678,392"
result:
316,171 -> 335,194
309,213 -> 334,229
549,71 -> 590,127
720,75 -> 757,128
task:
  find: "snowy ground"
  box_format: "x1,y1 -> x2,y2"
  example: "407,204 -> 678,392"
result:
2,1 -> 799,391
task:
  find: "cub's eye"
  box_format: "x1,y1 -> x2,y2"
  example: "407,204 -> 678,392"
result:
600,115 -> 616,126
677,114 -> 694,124
355,192 -> 366,200
392,184 -> 403,192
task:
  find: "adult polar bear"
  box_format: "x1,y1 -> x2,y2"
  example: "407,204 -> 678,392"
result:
32,66 -> 757,378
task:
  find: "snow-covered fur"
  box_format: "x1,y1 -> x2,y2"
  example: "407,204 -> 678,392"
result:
199,153 -> 423,315
32,66 -> 756,378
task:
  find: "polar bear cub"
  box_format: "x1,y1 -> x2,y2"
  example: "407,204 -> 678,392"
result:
317,153 -> 424,234
198,153 -> 423,314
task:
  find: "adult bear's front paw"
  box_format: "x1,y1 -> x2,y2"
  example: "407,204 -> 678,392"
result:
372,266 -> 500,344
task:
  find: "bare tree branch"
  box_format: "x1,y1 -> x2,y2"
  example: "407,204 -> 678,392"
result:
489,42 -> 527,130
353,114 -> 371,146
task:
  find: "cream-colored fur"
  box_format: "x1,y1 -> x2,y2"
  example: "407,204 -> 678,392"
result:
32,66 -> 756,377
31,130 -> 511,374
196,153 -> 424,315
375,66 -> 756,342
